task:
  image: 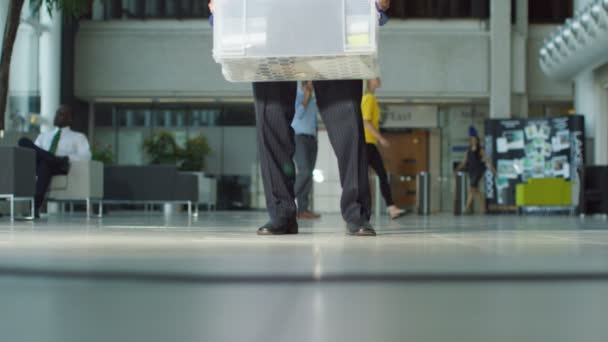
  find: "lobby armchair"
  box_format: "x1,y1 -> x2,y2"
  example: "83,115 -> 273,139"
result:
47,160 -> 104,217
0,146 -> 36,220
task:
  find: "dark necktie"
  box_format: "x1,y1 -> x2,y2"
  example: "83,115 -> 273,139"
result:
49,129 -> 62,155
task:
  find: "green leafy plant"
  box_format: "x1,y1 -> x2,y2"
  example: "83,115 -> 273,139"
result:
30,0 -> 90,17
179,135 -> 212,172
143,131 -> 212,170
91,143 -> 114,165
143,130 -> 181,165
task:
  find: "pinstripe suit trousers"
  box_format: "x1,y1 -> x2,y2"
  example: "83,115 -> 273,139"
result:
253,80 -> 371,225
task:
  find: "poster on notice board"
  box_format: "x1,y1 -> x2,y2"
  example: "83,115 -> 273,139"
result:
483,115 -> 585,212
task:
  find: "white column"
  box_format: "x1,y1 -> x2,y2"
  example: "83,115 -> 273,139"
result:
574,0 -> 605,164
39,3 -> 62,132
575,71 -> 599,160
490,0 -> 512,119
575,72 -> 608,165
597,86 -> 608,164
513,0 -> 529,118
4,4 -> 40,132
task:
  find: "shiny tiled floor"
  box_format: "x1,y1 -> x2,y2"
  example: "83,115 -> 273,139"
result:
1,211 -> 608,341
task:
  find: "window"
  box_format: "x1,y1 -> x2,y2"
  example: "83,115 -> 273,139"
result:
528,103 -> 574,118
94,0 -> 574,22
102,0 -> 211,20
529,0 -> 573,24
387,0 -> 490,19
91,102 -> 256,210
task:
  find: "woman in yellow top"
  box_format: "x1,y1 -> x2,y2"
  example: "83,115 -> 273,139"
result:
361,78 -> 406,219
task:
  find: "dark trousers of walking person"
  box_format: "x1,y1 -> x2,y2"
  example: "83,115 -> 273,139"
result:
366,143 -> 394,207
294,134 -> 318,213
18,138 -> 68,212
253,80 -> 371,225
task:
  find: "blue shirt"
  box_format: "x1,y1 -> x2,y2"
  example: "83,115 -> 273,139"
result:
292,88 -> 318,137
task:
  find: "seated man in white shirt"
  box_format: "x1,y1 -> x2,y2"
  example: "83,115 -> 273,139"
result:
18,105 -> 92,218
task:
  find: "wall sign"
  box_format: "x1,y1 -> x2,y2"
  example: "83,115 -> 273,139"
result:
382,105 -> 438,128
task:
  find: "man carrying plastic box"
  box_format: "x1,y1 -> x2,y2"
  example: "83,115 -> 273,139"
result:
209,0 -> 390,236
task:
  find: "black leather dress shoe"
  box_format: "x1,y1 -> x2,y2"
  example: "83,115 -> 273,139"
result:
257,220 -> 299,235
346,221 -> 377,236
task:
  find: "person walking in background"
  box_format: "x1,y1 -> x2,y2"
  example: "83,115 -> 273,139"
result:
455,126 -> 497,214
18,105 -> 92,218
292,81 -> 321,219
361,78 -> 406,220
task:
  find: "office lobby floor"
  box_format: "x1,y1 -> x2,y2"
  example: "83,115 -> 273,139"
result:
1,211 -> 608,342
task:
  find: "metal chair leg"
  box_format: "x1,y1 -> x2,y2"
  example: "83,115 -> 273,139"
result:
187,201 -> 192,217
10,195 -> 14,222
24,198 -> 35,220
86,198 -> 91,218
97,200 -> 103,218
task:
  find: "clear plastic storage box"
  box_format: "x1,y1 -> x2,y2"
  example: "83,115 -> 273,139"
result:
213,0 -> 379,82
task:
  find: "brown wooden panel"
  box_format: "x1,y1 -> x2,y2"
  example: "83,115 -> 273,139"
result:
375,130 -> 429,208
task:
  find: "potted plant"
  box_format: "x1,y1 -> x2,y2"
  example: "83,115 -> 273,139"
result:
143,130 -> 180,166
91,144 -> 114,165
179,135 -> 211,172
179,135 -> 214,210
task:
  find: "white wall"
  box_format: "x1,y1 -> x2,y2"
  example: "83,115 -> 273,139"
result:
74,20 -> 250,99
75,20 -> 574,102
527,25 -> 573,101
378,21 -> 489,98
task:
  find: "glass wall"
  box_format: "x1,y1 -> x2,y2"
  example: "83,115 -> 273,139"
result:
103,0 -> 491,20
92,102 -> 258,210
528,102 -> 575,118
529,0 -> 573,24
102,0 -> 211,20
388,0 -> 491,19
95,0 -> 572,23
438,104 -> 489,213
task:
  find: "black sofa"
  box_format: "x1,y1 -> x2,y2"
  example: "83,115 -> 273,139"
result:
581,166 -> 608,215
104,165 -> 198,207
